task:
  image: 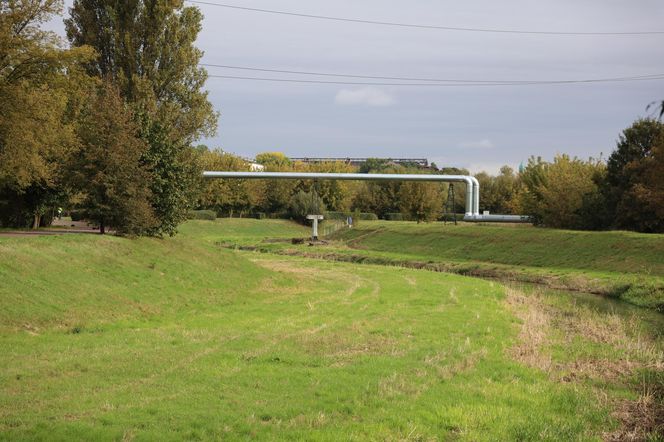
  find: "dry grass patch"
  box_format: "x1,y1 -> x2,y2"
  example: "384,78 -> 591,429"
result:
504,287 -> 552,371
505,286 -> 664,441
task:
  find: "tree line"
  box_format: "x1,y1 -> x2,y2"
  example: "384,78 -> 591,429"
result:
195,118 -> 664,234
1,0 -> 214,235
2,2 -> 662,234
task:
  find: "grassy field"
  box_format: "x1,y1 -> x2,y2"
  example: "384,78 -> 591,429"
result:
1,219 -> 662,440
227,220 -> 664,310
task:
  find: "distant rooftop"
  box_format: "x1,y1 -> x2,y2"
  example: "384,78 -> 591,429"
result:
289,158 -> 430,167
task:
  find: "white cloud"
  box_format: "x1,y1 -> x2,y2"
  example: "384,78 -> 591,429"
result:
334,87 -> 396,107
458,139 -> 495,149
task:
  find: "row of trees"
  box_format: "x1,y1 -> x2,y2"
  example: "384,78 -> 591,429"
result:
1,0 -> 215,235
196,150 -> 461,223
2,3 -> 661,234
195,118 -> 664,233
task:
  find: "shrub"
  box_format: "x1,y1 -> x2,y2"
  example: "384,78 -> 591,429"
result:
384,213 -> 404,221
288,190 -> 326,223
70,211 -> 85,222
187,210 -> 216,221
357,212 -> 378,220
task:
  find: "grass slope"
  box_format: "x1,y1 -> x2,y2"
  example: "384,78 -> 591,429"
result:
0,220 -> 662,440
311,221 -> 663,310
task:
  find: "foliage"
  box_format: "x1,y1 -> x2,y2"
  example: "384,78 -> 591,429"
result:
196,149 -> 264,218
0,0 -> 94,227
603,119 -> 664,232
288,190 -> 326,223
515,155 -> 604,229
139,117 -> 201,236
398,181 -> 443,223
65,0 -> 216,144
70,83 -> 156,235
255,151 -> 291,167
187,209 -> 216,220
66,0 -> 217,236
475,166 -> 518,214
384,212 -> 405,221
359,157 -> 391,173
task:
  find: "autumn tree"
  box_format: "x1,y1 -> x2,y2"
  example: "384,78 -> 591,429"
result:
66,0 -> 217,236
197,149 -> 265,217
475,166 -> 518,214
603,119 -> 664,232
0,0 -> 94,227
516,155 -> 604,228
398,181 -> 443,223
70,83 -> 156,234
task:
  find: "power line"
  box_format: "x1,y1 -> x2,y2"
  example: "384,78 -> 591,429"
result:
185,1 -> 664,36
205,72 -> 664,87
201,63 -> 664,85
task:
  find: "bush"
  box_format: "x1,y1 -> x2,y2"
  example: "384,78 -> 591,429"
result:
268,211 -> 291,220
384,213 -> 404,221
70,211 -> 85,222
187,210 -> 216,221
289,190 -> 326,223
326,211 -> 349,220
357,212 -> 378,221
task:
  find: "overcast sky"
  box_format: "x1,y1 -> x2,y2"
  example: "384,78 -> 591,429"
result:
51,0 -> 664,173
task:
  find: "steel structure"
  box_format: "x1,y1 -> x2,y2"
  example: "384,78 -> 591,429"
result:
202,171 -> 528,222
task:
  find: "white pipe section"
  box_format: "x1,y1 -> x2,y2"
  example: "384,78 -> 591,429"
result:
202,171 -> 529,223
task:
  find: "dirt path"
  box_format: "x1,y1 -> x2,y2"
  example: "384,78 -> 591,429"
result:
0,220 -> 109,237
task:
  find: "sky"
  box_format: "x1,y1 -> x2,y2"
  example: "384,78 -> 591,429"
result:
50,0 -> 664,174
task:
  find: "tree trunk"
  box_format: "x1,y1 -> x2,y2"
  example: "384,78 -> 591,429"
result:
100,219 -> 105,235
32,213 -> 41,230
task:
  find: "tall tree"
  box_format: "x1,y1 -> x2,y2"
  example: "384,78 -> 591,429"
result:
71,83 -> 156,234
66,0 -> 218,235
604,119 -> 664,231
0,0 -> 94,227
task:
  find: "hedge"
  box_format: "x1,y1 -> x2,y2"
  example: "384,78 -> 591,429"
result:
384,213 -> 405,221
326,211 -> 378,221
187,210 -> 217,221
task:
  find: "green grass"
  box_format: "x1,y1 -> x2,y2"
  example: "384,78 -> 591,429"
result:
231,220 -> 664,310
1,219 -> 662,440
337,221 -> 664,274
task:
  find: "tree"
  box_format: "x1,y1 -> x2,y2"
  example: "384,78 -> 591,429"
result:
398,181 -> 443,223
66,0 -> 218,235
289,190 -> 326,223
71,83 -> 156,235
515,155 -> 604,229
0,0 -> 94,228
475,166 -> 518,214
604,119 -> 664,231
255,152 -> 291,167
629,134 -> 664,231
197,149 -> 265,217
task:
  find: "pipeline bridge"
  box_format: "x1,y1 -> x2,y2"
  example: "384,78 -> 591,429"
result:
203,171 -> 528,223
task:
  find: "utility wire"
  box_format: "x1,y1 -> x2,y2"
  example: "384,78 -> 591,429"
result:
185,1 -> 664,36
205,73 -> 664,87
201,63 -> 664,85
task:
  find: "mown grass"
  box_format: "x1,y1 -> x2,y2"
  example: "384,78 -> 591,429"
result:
1,219 -> 662,440
229,220 -> 664,310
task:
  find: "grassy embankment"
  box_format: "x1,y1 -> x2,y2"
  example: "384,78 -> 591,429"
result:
1,219 -> 662,440
228,220 -> 664,311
